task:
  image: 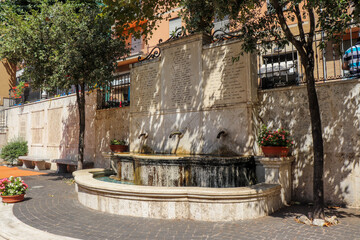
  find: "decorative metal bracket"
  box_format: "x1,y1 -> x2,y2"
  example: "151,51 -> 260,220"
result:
138,27 -> 187,63
162,27 -> 187,43
138,46 -> 161,62
211,30 -> 242,42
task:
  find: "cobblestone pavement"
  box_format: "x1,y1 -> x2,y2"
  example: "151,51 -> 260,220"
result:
12,174 -> 360,240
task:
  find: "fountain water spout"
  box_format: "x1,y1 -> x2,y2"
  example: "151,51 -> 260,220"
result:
138,133 -> 148,139
169,131 -> 184,155
169,131 -> 183,139
217,130 -> 227,139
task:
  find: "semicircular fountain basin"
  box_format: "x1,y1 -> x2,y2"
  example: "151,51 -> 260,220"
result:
73,153 -> 284,221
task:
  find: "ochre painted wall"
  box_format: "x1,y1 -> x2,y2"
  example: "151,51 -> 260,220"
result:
0,60 -> 16,105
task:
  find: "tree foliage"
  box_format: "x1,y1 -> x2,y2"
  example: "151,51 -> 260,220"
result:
102,0 -> 179,39
0,1 -> 128,169
178,0 -> 215,34
1,1 -> 127,91
0,0 -> 43,17
0,0 -> 90,21
102,0 -> 216,37
178,0 -> 357,52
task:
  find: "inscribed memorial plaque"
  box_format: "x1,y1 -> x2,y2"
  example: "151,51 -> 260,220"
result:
131,61 -> 160,113
203,43 -> 248,107
162,39 -> 202,111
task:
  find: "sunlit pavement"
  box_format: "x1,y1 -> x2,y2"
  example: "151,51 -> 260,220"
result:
2,173 -> 360,240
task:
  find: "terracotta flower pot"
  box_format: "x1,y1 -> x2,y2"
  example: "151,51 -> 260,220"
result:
1,194 -> 25,203
110,145 -> 128,153
261,146 -> 289,157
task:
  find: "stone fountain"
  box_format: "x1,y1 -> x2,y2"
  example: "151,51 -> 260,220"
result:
73,33 -> 293,221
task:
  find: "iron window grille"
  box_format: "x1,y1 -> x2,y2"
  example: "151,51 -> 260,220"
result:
98,73 -> 130,109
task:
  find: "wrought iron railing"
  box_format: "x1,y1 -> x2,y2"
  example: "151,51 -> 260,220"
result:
9,86 -> 41,106
138,27 -> 187,62
209,24 -> 360,89
8,86 -> 76,107
257,25 -> 360,89
97,73 -> 130,109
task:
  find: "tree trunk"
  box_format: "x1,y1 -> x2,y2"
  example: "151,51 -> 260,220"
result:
75,83 -> 86,170
303,49 -> 325,219
270,0 -> 325,220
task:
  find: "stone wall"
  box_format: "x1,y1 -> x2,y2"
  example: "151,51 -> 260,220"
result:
259,79 -> 360,207
0,132 -> 6,150
94,107 -> 130,168
6,93 -> 97,165
130,33 -> 258,155
5,91 -> 130,168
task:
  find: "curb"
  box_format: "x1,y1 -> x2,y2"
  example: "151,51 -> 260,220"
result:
0,202 -> 79,240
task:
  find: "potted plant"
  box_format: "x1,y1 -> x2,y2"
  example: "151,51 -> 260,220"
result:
0,176 -> 28,203
12,81 -> 29,99
110,139 -> 128,153
257,125 -> 293,157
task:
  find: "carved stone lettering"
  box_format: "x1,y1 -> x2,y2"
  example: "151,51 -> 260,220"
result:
131,62 -> 160,112
169,47 -> 192,108
203,44 -> 247,107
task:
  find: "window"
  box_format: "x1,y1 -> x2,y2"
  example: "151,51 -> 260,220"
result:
98,73 -> 131,109
213,16 -> 229,32
131,36 -> 142,55
259,50 -> 299,89
169,18 -> 182,37
266,0 -> 287,14
266,0 -> 275,14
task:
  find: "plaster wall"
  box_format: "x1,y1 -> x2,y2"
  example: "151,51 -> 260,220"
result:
259,79 -> 360,207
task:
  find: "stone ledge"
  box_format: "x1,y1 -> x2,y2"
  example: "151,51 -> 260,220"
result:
19,156 -> 49,161
255,156 -> 295,166
255,156 -> 294,205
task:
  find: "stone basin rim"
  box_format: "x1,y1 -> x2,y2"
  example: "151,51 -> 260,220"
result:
104,152 -> 253,160
73,168 -> 281,201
